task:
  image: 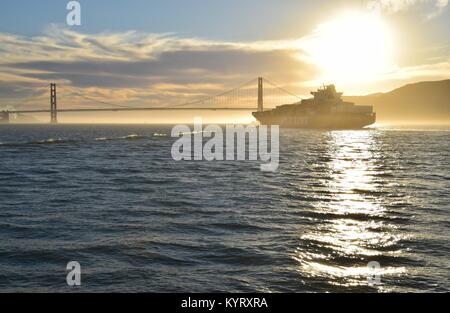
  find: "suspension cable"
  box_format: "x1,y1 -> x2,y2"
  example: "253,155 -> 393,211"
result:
262,77 -> 303,101
59,88 -> 132,108
11,77 -> 300,111
169,77 -> 258,108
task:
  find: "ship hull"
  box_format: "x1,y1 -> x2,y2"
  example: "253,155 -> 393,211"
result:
253,112 -> 376,129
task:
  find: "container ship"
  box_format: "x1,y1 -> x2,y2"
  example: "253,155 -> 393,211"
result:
253,84 -> 375,129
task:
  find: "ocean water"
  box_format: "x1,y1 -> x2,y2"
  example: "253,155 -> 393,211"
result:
0,124 -> 449,292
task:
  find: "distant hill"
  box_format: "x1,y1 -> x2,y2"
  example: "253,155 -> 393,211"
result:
344,79 -> 450,122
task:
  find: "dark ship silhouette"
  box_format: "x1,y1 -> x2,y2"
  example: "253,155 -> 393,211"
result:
253,84 -> 376,129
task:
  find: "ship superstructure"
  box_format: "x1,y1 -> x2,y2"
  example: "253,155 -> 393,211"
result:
253,85 -> 375,129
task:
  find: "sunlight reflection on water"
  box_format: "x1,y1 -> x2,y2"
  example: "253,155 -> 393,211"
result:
295,130 -> 407,289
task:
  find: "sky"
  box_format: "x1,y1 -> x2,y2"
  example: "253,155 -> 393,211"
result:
0,0 -> 449,122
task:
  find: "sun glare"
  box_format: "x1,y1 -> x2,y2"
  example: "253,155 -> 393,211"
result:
305,12 -> 395,85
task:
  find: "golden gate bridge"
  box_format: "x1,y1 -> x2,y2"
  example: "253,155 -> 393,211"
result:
0,77 -> 302,123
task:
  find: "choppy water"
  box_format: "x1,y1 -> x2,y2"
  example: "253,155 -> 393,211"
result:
0,124 -> 449,292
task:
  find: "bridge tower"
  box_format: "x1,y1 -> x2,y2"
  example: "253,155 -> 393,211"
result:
257,77 -> 263,112
50,83 -> 57,124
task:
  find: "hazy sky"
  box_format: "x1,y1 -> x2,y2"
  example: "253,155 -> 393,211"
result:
0,0 -> 449,122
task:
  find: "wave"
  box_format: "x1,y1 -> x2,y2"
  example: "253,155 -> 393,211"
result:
351,188 -> 388,196
2,133 -> 167,147
181,131 -> 213,136
208,221 -> 270,232
30,138 -> 75,145
119,134 -> 146,140
299,210 -> 410,223
94,137 -> 110,141
95,134 -> 148,141
0,138 -> 77,147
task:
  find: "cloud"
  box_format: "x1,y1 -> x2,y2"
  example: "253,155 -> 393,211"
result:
368,0 -> 449,18
0,25 -> 315,110
384,57 -> 450,80
0,22 -> 448,112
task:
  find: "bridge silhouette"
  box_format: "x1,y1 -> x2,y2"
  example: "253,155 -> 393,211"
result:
1,77 -> 302,123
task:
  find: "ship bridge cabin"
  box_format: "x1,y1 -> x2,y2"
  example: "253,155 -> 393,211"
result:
311,85 -> 343,102
310,85 -> 374,115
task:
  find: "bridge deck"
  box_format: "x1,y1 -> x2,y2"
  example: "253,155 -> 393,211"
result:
7,107 -> 256,114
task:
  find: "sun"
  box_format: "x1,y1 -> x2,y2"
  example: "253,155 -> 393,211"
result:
304,12 -> 395,85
